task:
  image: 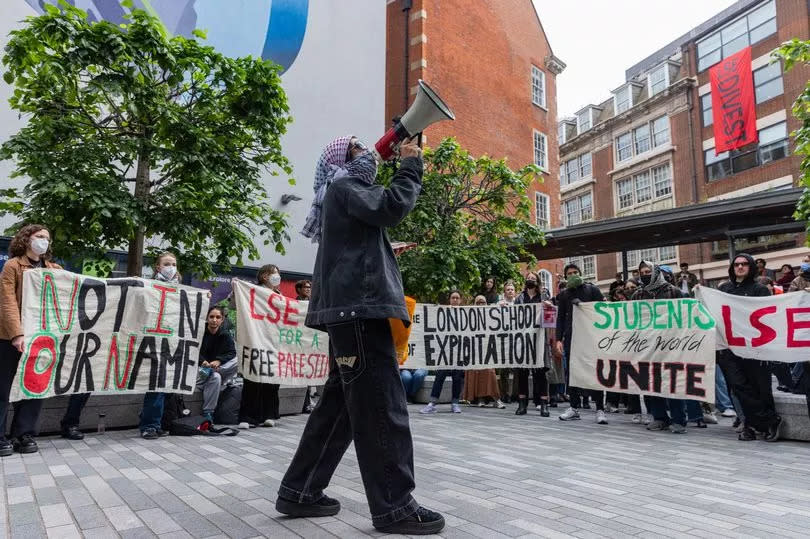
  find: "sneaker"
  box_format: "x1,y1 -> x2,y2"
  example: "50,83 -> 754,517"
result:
141,428 -> 159,440
0,439 -> 13,457
496,400 -> 506,409
61,426 -> 84,440
692,419 -> 708,429
721,409 -> 737,418
764,417 -> 784,442
237,422 -> 251,429
261,419 -> 276,427
646,420 -> 669,431
738,427 -> 756,441
477,401 -> 486,408
670,423 -> 687,434
605,404 -> 620,413
420,403 -> 437,414
734,422 -> 745,433
559,408 -> 580,421
702,412 -> 719,425
642,414 -> 652,425
632,414 -> 642,424
156,429 -> 170,437
596,410 -> 608,425
13,434 -> 38,454
451,403 -> 462,414
374,506 -> 445,535
276,494 -> 341,517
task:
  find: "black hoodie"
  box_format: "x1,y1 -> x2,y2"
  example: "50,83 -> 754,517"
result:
718,253 -> 771,297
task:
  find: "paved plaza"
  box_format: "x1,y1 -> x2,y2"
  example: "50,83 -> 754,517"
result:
1,404 -> 809,539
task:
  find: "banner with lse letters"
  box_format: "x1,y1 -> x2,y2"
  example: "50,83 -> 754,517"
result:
710,46 -> 757,153
696,286 -> 810,362
11,269 -> 209,401
570,299 -> 716,401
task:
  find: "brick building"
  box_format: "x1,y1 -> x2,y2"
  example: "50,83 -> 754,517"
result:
558,0 -> 809,289
385,0 -> 565,292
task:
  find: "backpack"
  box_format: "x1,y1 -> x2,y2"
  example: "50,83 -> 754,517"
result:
214,383 -> 242,425
169,415 -> 238,436
161,393 -> 188,432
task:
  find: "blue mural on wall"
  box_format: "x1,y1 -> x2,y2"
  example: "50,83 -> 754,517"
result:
23,0 -> 309,73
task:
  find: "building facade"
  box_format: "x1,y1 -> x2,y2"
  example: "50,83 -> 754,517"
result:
386,0 -> 564,292
558,0 -> 809,289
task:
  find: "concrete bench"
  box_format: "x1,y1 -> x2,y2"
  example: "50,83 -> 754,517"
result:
774,391 -> 810,442
6,386 -> 308,435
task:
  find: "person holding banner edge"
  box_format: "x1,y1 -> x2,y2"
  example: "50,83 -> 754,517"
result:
514,272 -> 550,417
420,290 -> 466,414
276,137 -> 445,534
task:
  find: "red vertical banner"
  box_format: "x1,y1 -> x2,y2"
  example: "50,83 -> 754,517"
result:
710,46 -> 757,154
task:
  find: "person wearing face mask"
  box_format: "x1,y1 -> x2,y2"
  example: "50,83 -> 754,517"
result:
513,273 -> 550,416
555,264 -> 607,424
196,306 -> 237,423
237,264 -> 283,429
277,136 -> 444,535
497,282 -> 517,402
0,225 -> 62,455
788,254 -> 810,292
421,291 -> 466,414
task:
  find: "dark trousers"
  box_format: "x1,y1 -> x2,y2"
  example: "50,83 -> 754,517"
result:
61,393 -> 90,430
564,343 -> 603,411
717,351 -> 778,432
515,368 -> 548,404
0,340 -> 44,439
771,362 -> 794,388
278,319 -> 419,527
238,379 -> 280,424
429,370 -> 464,403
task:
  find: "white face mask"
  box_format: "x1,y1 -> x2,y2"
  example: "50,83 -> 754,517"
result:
31,237 -> 49,256
268,273 -> 282,287
160,265 -> 177,281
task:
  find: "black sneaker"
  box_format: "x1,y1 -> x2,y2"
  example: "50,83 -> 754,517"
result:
0,439 -> 12,457
156,429 -> 170,437
275,494 -> 340,517
141,428 -> 159,440
375,506 -> 445,535
764,417 -> 784,442
13,434 -> 38,454
738,427 -> 757,441
61,426 -> 85,440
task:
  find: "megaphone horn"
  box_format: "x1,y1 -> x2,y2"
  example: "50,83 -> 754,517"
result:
374,80 -> 455,161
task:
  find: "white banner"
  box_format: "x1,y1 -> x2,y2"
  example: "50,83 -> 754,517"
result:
696,286 -> 810,362
232,280 -> 329,386
11,269 -> 209,401
401,303 -> 545,369
570,299 -> 716,401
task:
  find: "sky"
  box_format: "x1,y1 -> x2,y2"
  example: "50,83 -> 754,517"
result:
533,0 -> 738,118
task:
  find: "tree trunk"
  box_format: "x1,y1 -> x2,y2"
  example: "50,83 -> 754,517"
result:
126,146 -> 151,276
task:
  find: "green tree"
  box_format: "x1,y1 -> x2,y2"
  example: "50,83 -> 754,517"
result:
775,39 -> 810,240
381,138 -> 545,302
0,1 -> 292,277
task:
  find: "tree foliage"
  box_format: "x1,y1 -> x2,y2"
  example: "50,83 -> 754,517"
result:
775,39 -> 810,242
0,1 -> 293,277
380,138 -> 545,302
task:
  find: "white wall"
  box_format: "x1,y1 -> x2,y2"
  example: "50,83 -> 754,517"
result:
0,0 -> 386,275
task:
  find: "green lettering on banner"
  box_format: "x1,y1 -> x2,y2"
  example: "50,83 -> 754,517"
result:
652,301 -> 669,329
19,332 -> 58,398
593,302 -> 612,329
311,333 -> 320,349
695,302 -> 716,330
638,302 -> 654,330
40,272 -> 80,333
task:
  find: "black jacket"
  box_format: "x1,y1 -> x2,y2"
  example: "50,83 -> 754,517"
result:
305,157 -> 423,330
555,283 -> 604,344
630,283 -> 685,300
199,326 -> 236,365
718,253 -> 771,297
514,289 -> 543,306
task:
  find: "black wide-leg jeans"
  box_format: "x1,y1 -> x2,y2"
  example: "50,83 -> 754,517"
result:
278,318 -> 419,527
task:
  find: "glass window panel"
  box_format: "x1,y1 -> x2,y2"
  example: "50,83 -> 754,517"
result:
580,153 -> 592,178
755,78 -> 783,103
563,197 -> 580,226
759,139 -> 789,164
747,0 -> 775,29
635,171 -> 652,203
759,122 -> 786,145
748,19 -> 776,45
731,149 -> 759,173
697,32 -> 722,59
634,124 -> 651,155
653,164 -> 672,197
616,133 -> 632,161
534,132 -> 547,169
701,94 -> 713,126
617,178 -> 633,208
532,66 -> 545,107
699,49 -> 722,71
563,159 -> 578,186
721,17 -> 747,42
754,62 -> 781,85
582,256 -> 595,278
722,34 -> 748,58
580,193 -> 593,221
578,110 -> 591,132
659,245 -> 676,261
652,116 -> 670,146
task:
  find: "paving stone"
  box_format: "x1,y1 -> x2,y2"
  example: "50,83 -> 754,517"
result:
69,504 -> 110,530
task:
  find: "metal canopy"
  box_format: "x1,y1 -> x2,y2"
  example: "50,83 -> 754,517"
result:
526,187 -> 806,261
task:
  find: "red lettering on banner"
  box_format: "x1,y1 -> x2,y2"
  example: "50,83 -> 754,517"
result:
249,289 -> 264,320
709,46 -> 757,153
282,297 -> 299,326
722,305 -> 746,346
786,307 -> 810,347
266,293 -> 282,323
749,306 -> 777,347
22,334 -> 57,396
104,334 -> 137,390
145,284 -> 177,335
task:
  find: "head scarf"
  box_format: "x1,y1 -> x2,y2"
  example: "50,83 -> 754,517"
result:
640,260 -> 668,295
301,136 -> 353,243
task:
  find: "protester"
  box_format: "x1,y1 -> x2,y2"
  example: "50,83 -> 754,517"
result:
138,252 -> 181,439
677,262 -> 699,296
624,279 -> 638,296
555,263 -> 607,424
295,280 -> 312,301
400,369 -> 427,403
277,136 -> 444,535
0,225 -> 62,455
608,272 -> 624,296
514,273 -> 550,416
480,276 -> 499,304
238,264 -> 282,429
755,258 -> 776,279
421,291 -> 466,415
776,263 -> 795,288
714,253 -> 782,442
497,282 -> 517,403
788,254 -> 810,292
196,306 -> 237,423
462,296 -> 505,408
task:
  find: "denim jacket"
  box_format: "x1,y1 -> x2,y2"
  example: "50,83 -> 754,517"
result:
305,156 -> 423,330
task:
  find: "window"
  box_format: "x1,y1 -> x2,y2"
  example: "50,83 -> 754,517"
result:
701,62 -> 784,126
532,66 -> 546,108
533,131 -> 547,170
616,116 -> 669,163
558,123 -> 566,145
565,256 -> 596,280
704,121 -> 789,181
535,192 -> 550,229
648,65 -> 668,96
614,86 -> 632,114
562,153 -> 592,187
577,109 -> 592,134
562,192 -> 593,227
697,0 -> 777,71
616,163 -> 672,210
539,270 -> 553,293
624,246 -> 677,270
